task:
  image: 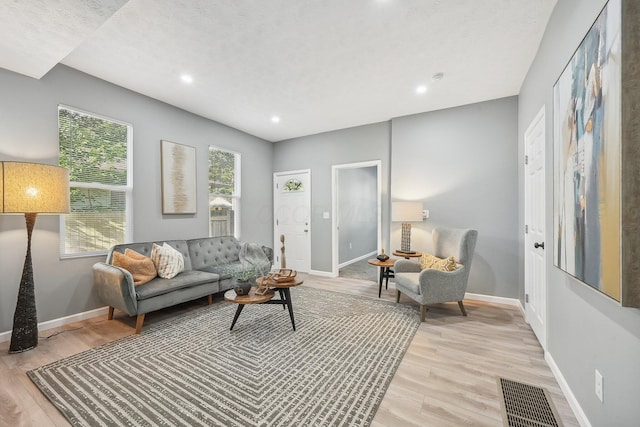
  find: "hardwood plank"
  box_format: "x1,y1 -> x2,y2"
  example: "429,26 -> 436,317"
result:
0,273 -> 579,426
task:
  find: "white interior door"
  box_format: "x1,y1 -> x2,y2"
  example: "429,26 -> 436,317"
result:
274,170 -> 311,272
525,106 -> 547,349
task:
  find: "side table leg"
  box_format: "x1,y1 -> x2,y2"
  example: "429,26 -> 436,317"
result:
230,304 -> 245,330
283,288 -> 296,331
278,289 -> 286,309
378,267 -> 384,298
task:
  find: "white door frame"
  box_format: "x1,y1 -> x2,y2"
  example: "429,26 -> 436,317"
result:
524,105 -> 547,350
273,169 -> 311,271
331,160 -> 382,277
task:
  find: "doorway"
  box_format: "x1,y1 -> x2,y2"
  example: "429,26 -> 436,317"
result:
273,170 -> 311,272
524,106 -> 546,349
332,160 -> 382,278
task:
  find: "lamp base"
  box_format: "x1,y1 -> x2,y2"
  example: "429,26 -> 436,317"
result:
9,213 -> 39,354
400,222 -> 413,253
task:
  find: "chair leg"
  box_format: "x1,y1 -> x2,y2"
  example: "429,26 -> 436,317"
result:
458,300 -> 467,316
396,290 -> 401,303
135,313 -> 146,334
107,306 -> 114,320
420,305 -> 427,322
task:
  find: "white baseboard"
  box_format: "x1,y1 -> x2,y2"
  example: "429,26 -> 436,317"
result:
338,251 -> 377,269
545,352 -> 592,427
0,306 -> 109,343
464,292 -> 521,307
309,269 -> 338,278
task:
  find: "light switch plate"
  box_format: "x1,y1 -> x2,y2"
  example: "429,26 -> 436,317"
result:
323,211 -> 330,219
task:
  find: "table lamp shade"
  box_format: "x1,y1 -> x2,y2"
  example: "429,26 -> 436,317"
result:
391,201 -> 423,222
1,162 -> 70,213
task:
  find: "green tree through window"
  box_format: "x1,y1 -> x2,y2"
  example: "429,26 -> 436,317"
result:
209,147 -> 239,237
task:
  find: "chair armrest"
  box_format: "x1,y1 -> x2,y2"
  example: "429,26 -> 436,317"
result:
394,259 -> 421,273
418,267 -> 467,303
92,262 -> 138,315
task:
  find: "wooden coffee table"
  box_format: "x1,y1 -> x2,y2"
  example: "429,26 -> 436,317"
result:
392,250 -> 422,259
368,258 -> 397,298
224,278 -> 304,331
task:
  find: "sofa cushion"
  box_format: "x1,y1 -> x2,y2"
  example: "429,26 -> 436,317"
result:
151,243 -> 185,279
111,249 -> 157,286
108,240 -> 192,271
188,236 -> 241,270
198,262 -> 244,280
135,270 -> 220,300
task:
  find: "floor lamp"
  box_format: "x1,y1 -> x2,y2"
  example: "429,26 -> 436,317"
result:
1,162 -> 70,354
392,201 -> 423,254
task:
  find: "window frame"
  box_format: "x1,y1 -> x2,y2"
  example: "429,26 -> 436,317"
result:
208,145 -> 241,239
58,104 -> 134,259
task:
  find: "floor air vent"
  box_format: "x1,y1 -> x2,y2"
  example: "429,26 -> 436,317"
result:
498,378 -> 563,427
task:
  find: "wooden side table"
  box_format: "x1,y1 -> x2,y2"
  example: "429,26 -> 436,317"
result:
393,250 -> 422,259
367,258 -> 397,298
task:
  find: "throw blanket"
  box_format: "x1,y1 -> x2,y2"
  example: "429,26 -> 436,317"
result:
239,242 -> 271,274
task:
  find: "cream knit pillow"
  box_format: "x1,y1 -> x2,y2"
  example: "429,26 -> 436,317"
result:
150,242 -> 184,279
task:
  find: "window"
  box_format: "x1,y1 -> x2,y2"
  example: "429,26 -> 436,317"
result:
58,106 -> 132,257
209,146 -> 240,237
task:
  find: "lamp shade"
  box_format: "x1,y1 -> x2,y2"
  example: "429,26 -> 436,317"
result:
1,161 -> 70,214
391,201 -> 423,222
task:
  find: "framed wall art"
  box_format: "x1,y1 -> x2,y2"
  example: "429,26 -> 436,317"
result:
161,140 -> 197,214
553,0 -> 640,307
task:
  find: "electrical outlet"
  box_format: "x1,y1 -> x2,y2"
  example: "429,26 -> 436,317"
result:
423,209 -> 429,219
595,369 -> 604,403
349,242 -> 352,249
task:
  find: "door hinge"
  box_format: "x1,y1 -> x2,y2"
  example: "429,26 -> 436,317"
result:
525,294 -> 529,303
525,155 -> 529,165
525,224 -> 529,234
276,219 -> 279,226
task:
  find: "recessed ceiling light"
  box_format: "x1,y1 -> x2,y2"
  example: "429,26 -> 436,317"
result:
181,74 -> 193,84
415,85 -> 427,95
271,115 -> 281,123
432,72 -> 444,81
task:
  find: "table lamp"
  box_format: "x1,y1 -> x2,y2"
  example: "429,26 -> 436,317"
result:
392,201 -> 423,254
1,161 -> 70,353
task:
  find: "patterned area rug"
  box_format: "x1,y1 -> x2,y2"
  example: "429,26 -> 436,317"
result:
29,287 -> 419,426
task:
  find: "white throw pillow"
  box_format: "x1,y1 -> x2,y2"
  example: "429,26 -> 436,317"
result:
151,242 -> 184,279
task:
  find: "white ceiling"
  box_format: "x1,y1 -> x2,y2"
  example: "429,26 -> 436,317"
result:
2,0 -> 556,142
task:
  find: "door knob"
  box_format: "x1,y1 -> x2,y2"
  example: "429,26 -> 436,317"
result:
534,242 -> 545,249
304,229 -> 309,232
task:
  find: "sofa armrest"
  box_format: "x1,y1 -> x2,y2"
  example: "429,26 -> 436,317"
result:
261,246 -> 274,263
394,259 -> 421,273
92,262 -> 138,315
418,267 -> 467,302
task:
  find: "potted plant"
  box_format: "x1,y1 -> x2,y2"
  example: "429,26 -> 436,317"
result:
230,264 -> 266,296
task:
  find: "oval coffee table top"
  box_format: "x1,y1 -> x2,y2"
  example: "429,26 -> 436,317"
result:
224,287 -> 274,304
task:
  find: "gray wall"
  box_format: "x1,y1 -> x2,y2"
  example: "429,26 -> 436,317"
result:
338,166 -> 377,264
273,122 -> 391,273
0,65 -> 273,333
391,96 -> 519,298
518,0 -> 640,425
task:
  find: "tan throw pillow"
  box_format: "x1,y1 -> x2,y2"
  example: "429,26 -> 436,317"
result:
151,242 -> 185,279
420,252 -> 457,272
112,250 -> 157,286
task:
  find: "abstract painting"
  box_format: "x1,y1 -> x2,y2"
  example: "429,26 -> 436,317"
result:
553,0 -> 621,301
161,140 -> 197,214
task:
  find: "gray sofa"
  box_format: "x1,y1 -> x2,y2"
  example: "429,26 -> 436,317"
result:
92,236 -> 273,333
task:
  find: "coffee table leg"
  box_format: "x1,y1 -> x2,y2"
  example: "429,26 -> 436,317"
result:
378,267 -> 384,298
230,304 -> 245,330
278,289 -> 286,310
283,288 -> 296,331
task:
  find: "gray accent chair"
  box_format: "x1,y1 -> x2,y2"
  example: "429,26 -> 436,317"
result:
394,227 -> 478,321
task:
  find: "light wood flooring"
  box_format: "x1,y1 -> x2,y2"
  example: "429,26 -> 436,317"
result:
0,274 -> 579,426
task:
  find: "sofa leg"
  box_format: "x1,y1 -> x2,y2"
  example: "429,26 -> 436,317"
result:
420,305 -> 427,322
458,300 -> 467,316
135,314 -> 146,334
396,290 -> 401,303
108,306 -> 114,320
208,295 -> 213,305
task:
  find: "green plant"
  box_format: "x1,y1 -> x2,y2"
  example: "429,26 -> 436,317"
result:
230,264 -> 266,282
